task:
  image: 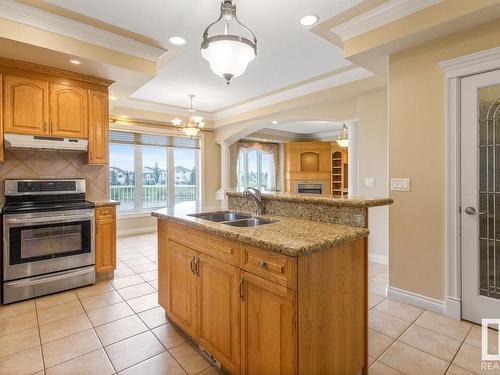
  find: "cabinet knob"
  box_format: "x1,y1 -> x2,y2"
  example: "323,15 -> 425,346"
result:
258,260 -> 267,268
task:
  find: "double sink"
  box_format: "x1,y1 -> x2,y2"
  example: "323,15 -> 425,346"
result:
188,211 -> 276,227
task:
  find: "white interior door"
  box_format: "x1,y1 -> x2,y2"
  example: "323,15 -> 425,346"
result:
462,69 -> 500,324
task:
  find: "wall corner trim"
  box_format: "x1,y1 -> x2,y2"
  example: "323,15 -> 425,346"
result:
387,286 -> 445,314
369,253 -> 388,265
445,297 -> 461,320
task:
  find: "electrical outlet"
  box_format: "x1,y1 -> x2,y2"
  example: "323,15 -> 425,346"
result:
365,177 -> 375,187
391,178 -> 410,191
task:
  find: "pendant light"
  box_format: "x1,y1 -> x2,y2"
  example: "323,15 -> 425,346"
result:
201,0 -> 257,84
172,95 -> 205,137
336,124 -> 348,148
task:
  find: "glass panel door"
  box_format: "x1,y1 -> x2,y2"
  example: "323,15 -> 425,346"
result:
478,84 -> 500,300
462,69 -> 500,324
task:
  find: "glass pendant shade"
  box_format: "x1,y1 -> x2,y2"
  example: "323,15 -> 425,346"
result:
201,1 -> 257,84
336,124 -> 349,148
201,39 -> 255,82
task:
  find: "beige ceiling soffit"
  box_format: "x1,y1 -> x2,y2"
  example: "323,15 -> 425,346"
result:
330,0 -> 443,42
0,56 -> 114,87
343,0 -> 500,58
17,0 -> 167,50
212,67 -> 374,122
110,116 -> 212,134
0,18 -> 156,75
115,98 -> 214,121
311,0 -> 389,48
0,0 -> 166,62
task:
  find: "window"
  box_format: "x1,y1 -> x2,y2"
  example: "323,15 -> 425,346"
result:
237,148 -> 275,191
109,131 -> 200,212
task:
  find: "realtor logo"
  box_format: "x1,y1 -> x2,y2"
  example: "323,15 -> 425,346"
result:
482,319 -> 500,362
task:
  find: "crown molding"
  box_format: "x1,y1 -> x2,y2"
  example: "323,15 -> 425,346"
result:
0,0 -> 166,61
330,0 -> 442,42
113,98 -> 214,120
212,67 -> 373,121
439,46 -> 500,78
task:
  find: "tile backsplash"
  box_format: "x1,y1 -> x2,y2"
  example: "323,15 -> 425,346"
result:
0,149 -> 108,204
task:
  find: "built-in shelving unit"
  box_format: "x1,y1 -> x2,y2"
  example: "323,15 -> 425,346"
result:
331,147 -> 348,196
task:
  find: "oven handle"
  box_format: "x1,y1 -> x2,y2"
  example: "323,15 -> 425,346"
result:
5,267 -> 95,288
4,214 -> 94,225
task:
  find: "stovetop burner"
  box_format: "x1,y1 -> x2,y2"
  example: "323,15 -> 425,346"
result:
2,200 -> 95,214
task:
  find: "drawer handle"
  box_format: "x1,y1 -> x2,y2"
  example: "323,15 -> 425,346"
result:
190,256 -> 196,275
259,260 -> 268,268
239,278 -> 244,301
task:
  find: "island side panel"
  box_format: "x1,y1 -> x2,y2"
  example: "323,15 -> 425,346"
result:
158,219 -> 170,311
297,238 -> 368,375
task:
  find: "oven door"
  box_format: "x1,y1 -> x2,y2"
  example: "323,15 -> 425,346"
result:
3,209 -> 95,281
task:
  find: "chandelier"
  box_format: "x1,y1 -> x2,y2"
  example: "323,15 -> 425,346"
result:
172,95 -> 205,137
201,0 -> 257,84
336,124 -> 348,148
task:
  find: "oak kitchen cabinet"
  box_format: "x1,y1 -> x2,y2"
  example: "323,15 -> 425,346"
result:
157,220 -> 368,375
95,206 -> 117,273
0,58 -> 113,164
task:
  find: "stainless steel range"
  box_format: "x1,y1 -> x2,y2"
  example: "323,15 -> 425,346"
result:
2,179 -> 96,304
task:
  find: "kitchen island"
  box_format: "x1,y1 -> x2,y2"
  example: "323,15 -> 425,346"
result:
152,194 -> 392,375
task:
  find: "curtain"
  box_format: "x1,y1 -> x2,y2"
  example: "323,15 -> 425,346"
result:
235,141 -> 279,190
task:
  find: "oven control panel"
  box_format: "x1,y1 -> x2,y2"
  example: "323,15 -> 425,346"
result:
4,179 -> 86,196
18,181 -> 77,193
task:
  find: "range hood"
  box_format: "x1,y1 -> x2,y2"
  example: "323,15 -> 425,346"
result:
4,133 -> 88,151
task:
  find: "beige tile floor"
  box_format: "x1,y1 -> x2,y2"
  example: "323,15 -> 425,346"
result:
0,232 -> 498,375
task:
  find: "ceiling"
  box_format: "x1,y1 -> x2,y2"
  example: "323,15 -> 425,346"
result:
42,0 -> 364,112
266,120 -> 342,134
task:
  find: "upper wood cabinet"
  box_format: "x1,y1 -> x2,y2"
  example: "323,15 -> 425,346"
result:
3,75 -> 49,135
0,58 -> 114,165
88,90 -> 109,165
49,83 -> 88,138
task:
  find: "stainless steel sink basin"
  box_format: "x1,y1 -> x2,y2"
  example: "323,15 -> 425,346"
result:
222,218 -> 276,227
188,211 -> 251,222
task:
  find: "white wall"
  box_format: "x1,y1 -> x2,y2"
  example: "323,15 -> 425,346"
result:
358,89 -> 389,263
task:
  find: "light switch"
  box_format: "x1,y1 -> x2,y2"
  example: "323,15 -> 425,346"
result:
391,178 -> 410,191
365,177 -> 375,187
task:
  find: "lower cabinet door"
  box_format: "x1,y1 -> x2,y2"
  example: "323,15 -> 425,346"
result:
197,254 -> 241,374
95,218 -> 116,273
241,271 -> 297,375
168,242 -> 198,339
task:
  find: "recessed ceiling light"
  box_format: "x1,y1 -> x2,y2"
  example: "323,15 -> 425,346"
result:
168,36 -> 186,46
69,59 -> 81,65
300,14 -> 319,26
272,120 -> 278,124
109,95 -> 117,101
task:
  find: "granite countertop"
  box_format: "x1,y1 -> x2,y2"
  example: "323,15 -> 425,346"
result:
151,201 -> 369,257
92,200 -> 121,207
226,191 -> 393,208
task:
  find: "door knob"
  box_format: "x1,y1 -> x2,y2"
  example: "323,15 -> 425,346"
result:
464,207 -> 486,215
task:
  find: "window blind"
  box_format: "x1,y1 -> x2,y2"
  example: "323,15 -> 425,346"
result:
110,131 -> 200,149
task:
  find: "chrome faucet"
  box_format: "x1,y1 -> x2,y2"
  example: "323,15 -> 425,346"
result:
243,187 -> 262,216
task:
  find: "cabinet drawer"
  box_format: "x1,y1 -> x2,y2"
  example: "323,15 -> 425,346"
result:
96,206 -> 116,220
241,245 -> 297,290
167,223 -> 240,265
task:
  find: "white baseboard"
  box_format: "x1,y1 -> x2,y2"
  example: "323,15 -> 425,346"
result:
445,296 -> 461,320
387,286 -> 445,314
118,226 -> 156,237
369,253 -> 388,265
